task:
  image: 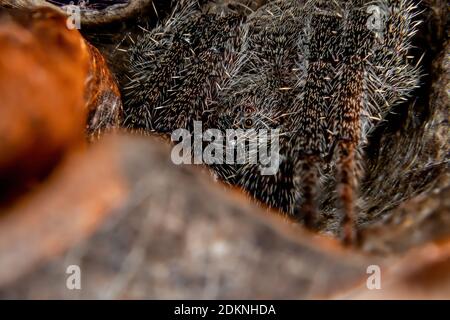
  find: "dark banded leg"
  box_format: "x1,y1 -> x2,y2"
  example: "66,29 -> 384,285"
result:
298,156 -> 320,228
331,5 -> 374,244
294,12 -> 341,227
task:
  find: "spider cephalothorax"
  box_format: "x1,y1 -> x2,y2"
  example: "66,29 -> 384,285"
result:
123,0 -> 422,242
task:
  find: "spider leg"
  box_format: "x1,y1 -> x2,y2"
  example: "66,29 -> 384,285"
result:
335,139 -> 359,244
297,156 -> 320,227
295,65 -> 326,228
331,4 -> 374,244
124,1 -> 199,131
294,12 -> 340,228
332,56 -> 365,244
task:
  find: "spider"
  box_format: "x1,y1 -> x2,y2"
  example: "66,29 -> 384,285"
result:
121,0 -> 421,243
